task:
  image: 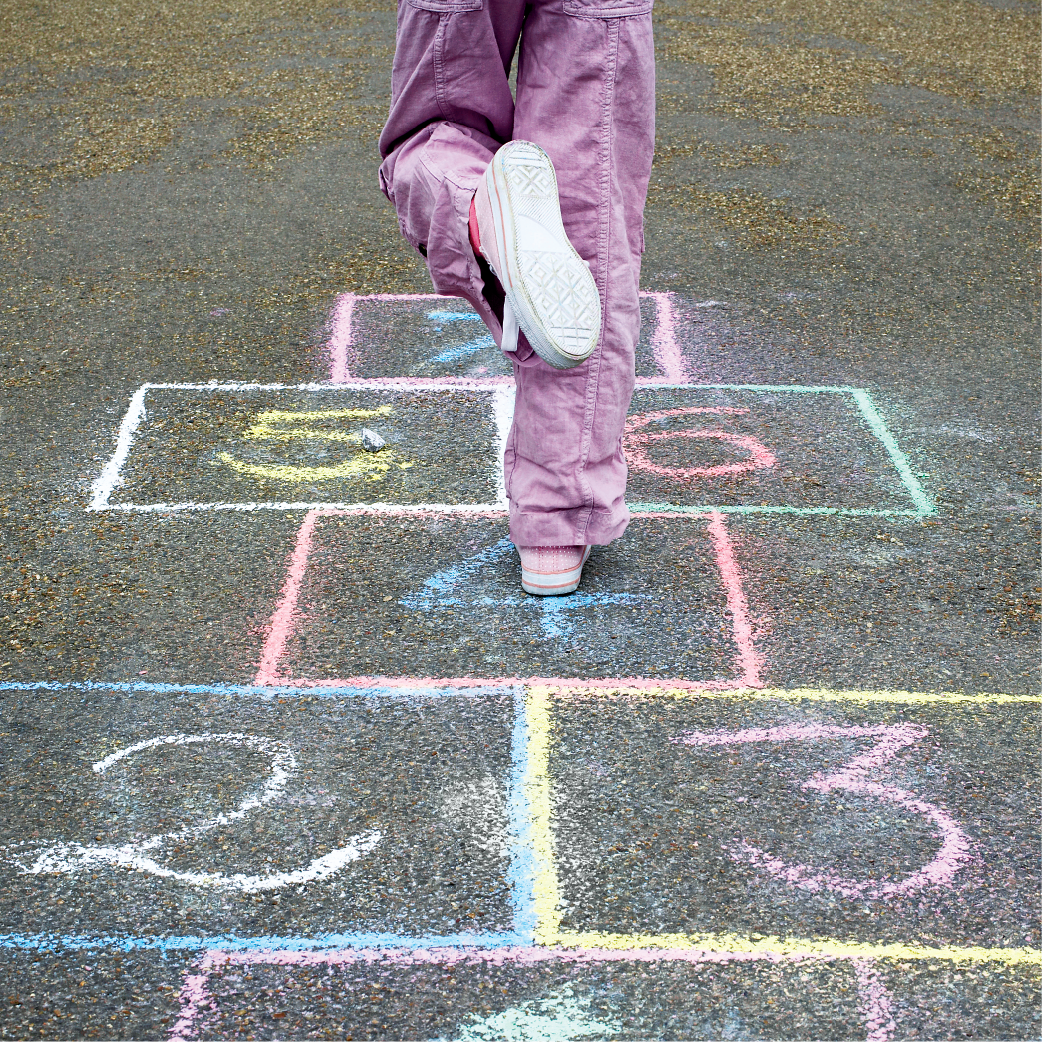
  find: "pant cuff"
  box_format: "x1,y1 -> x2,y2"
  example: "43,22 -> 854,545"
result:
508,505 -> 630,547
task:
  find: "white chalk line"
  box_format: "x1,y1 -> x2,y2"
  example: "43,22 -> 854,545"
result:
97,501 -> 508,515
10,733 -> 381,893
90,381 -> 916,515
89,385 -> 148,510
492,385 -> 514,510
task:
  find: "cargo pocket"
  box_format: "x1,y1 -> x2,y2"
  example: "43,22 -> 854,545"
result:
407,0 -> 482,10
562,0 -> 652,16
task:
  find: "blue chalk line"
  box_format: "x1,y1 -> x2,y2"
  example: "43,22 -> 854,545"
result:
401,538 -> 645,639
0,929 -> 531,955
428,334 -> 496,365
0,680 -> 512,699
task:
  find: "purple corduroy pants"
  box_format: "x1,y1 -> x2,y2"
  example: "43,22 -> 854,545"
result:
378,0 -> 655,546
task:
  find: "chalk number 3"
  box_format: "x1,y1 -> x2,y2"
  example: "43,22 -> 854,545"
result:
674,724 -> 970,900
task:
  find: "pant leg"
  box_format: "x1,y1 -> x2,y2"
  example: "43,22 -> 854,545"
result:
505,0 -> 655,546
378,0 -> 526,341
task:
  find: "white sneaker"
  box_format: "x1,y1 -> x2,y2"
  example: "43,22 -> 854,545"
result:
517,545 -> 592,596
474,141 -> 601,370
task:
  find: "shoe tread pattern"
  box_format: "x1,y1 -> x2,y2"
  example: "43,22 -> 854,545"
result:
502,146 -> 599,360
517,251 -> 599,357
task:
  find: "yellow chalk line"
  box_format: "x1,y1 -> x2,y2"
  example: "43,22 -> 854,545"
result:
217,451 -> 402,483
524,685 -> 1039,967
243,407 -> 394,443
540,685 -> 1039,706
552,930 -> 1041,966
525,687 -> 562,945
219,406 -> 416,483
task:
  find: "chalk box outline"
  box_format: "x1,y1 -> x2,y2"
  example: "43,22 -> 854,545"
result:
519,686 -> 1042,960
89,382 -> 935,518
253,509 -> 763,691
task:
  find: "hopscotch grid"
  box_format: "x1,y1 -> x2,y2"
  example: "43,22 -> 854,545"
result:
252,508 -> 761,691
0,676 -> 1035,1032
89,381 -> 934,517
156,681 -> 1040,1040
63,296 -> 987,1033
518,685 -> 1040,966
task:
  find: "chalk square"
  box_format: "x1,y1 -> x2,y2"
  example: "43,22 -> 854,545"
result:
538,693 -> 1040,951
624,386 -> 927,515
264,515 -> 752,688
185,952 -> 861,1040
0,688 -> 519,940
328,293 -> 673,380
103,385 -> 505,510
339,296 -> 513,379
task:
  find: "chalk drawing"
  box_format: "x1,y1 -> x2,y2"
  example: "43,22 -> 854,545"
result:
428,311 -> 485,326
853,960 -> 897,1042
521,687 -> 1036,967
217,406 -> 414,484
643,291 -> 687,383
10,734 -> 380,893
673,723 -> 971,900
240,407 -> 393,442
492,385 -> 514,508
428,333 -> 497,366
91,381 -> 931,516
455,984 -> 620,1042
624,407 -> 777,481
422,311 -> 496,367
399,537 -> 647,641
253,509 -> 761,689
64,290 -> 1017,1039
92,381 -> 510,514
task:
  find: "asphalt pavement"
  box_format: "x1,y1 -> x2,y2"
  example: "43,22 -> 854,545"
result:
0,0 -> 1039,1038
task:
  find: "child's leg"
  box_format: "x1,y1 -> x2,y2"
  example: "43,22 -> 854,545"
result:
377,0 -> 526,340
505,0 -> 655,547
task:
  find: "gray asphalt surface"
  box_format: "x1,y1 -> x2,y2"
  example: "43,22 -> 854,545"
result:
0,0 -> 1039,1038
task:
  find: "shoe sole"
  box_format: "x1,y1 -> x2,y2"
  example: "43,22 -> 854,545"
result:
486,142 -> 601,370
521,546 -> 592,596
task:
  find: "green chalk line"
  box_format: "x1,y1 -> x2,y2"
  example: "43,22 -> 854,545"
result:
638,383 -> 854,392
848,388 -> 936,516
630,504 -> 926,517
631,384 -> 936,518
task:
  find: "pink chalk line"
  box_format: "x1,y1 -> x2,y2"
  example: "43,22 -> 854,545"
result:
169,944 -> 902,1042
327,293 -> 357,384
254,511 -> 318,686
325,290 -> 691,383
706,510 -> 764,688
169,966 -> 215,1042
674,723 -> 971,900
624,407 -> 777,481
254,509 -> 764,690
282,675 -> 755,693
853,959 -> 897,1042
643,290 -> 688,382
